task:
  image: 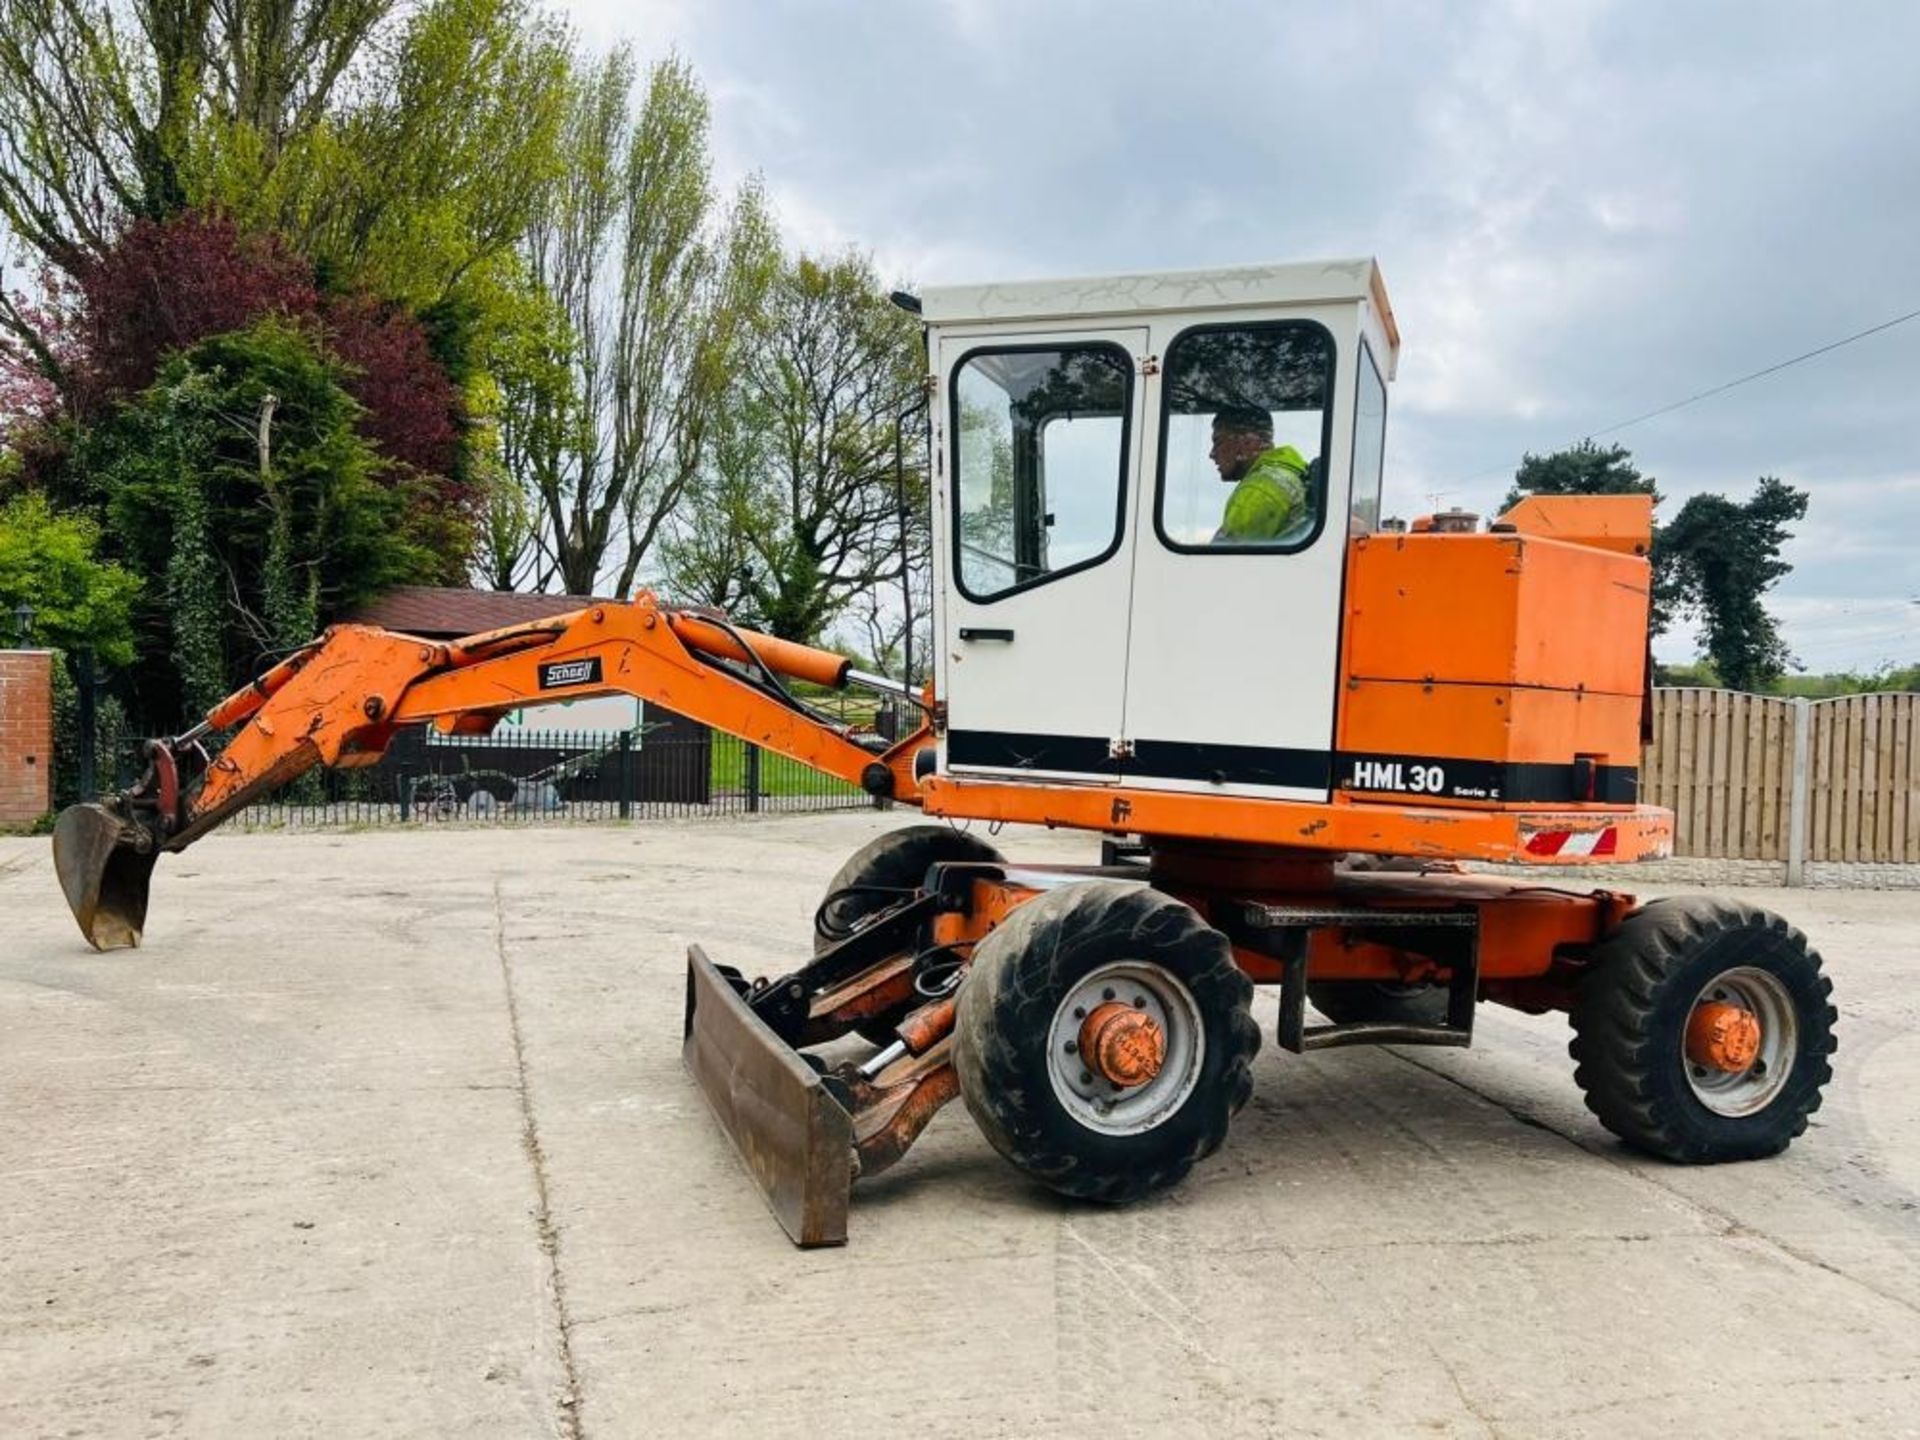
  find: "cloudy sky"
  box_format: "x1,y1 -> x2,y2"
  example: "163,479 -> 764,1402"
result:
568,0 -> 1920,672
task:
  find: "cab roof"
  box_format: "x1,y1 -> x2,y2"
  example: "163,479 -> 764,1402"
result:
919,256 -> 1400,368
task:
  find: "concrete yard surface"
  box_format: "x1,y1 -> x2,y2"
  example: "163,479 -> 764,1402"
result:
3,814 -> 1918,1438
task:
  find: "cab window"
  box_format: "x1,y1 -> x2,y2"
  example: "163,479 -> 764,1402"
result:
952,344 -> 1132,601
1155,322 -> 1335,551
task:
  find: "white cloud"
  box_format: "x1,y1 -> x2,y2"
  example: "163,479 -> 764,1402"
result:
556,0 -> 1920,671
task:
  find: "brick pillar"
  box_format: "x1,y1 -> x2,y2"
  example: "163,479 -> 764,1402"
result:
0,650 -> 55,828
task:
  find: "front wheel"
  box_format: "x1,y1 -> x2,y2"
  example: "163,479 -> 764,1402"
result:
815,824 -> 1005,1043
953,881 -> 1260,1204
1569,897 -> 1837,1163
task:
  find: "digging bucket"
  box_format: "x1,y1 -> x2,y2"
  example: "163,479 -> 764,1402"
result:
52,803 -> 157,952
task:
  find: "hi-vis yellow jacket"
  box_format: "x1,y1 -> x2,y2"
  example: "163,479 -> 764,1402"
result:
1216,445 -> 1309,542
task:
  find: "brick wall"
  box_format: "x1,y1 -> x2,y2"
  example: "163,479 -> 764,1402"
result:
0,650 -> 54,828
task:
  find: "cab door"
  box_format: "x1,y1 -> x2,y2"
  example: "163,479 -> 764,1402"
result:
935,330 -> 1145,781
1119,315 -> 1355,800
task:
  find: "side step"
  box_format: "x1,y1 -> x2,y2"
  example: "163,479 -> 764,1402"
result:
1221,903 -> 1481,1054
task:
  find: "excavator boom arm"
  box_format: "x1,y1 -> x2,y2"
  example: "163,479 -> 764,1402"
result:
53,593 -> 929,949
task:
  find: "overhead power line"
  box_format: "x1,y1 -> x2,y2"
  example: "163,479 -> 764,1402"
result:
1782,598 -> 1920,630
1587,306 -> 1920,438
1446,303 -> 1920,490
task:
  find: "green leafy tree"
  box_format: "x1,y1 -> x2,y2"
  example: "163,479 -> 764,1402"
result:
0,491 -> 138,661
483,286 -> 574,590
82,319 -> 432,720
1768,662 -> 1920,698
497,51 -> 777,597
50,659 -> 131,807
658,411 -> 782,617
1656,476 -> 1809,691
1502,439 -> 1659,512
0,0 -> 399,271
662,251 -> 925,643
0,0 -> 568,392
187,0 -> 571,311
0,491 -> 139,816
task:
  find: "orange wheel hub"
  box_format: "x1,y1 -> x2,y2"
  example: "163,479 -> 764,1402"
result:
1079,1002 -> 1166,1088
1686,1001 -> 1762,1074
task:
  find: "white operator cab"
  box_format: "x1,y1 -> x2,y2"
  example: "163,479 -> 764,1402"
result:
922,257 -> 1400,800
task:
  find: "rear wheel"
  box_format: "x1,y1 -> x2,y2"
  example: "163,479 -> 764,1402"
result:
1570,897 -> 1836,1163
815,825 -> 1005,1042
953,881 -> 1260,1204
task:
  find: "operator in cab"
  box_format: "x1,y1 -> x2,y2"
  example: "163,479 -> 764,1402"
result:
1209,405 -> 1312,544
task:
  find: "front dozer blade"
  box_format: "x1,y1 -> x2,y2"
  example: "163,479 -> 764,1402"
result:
52,803 -> 158,952
683,945 -> 854,1247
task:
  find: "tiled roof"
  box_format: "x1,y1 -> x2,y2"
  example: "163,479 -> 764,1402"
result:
347,586 -> 609,639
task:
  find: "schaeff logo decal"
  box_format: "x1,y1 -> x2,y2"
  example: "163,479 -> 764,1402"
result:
538,656 -> 604,690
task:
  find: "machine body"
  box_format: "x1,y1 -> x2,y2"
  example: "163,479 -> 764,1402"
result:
55,258 -> 1836,1246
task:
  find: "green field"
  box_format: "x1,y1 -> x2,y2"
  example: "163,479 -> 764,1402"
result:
707,732 -> 863,798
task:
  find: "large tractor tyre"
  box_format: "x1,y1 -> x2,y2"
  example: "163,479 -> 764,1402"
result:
1307,979 -> 1449,1027
814,824 -> 1005,1042
1569,897 -> 1837,1163
953,881 -> 1261,1204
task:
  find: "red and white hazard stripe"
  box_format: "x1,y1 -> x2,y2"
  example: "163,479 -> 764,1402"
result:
1523,826 -> 1619,858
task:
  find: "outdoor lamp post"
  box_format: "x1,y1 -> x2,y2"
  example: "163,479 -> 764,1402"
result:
12,601 -> 33,647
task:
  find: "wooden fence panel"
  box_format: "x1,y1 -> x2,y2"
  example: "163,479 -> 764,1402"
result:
1516,688 -> 1918,866
1759,699 -> 1783,859
1846,699 -> 1861,857
1819,697 -> 1855,862
1801,692 -> 1920,864
1709,689 -> 1730,857
1868,697 -> 1881,858
1825,698 -> 1848,861
1899,695 -> 1917,861
1814,697 -> 1832,859
1878,698 -> 1899,859
1642,689 -> 1799,861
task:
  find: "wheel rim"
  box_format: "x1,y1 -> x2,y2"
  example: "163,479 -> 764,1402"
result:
1046,960 -> 1204,1135
1681,966 -> 1798,1116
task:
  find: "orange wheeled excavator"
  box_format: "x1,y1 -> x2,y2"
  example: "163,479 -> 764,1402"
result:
53,258 -> 1837,1246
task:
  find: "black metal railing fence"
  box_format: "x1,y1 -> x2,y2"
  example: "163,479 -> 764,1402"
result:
100,722 -> 872,829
